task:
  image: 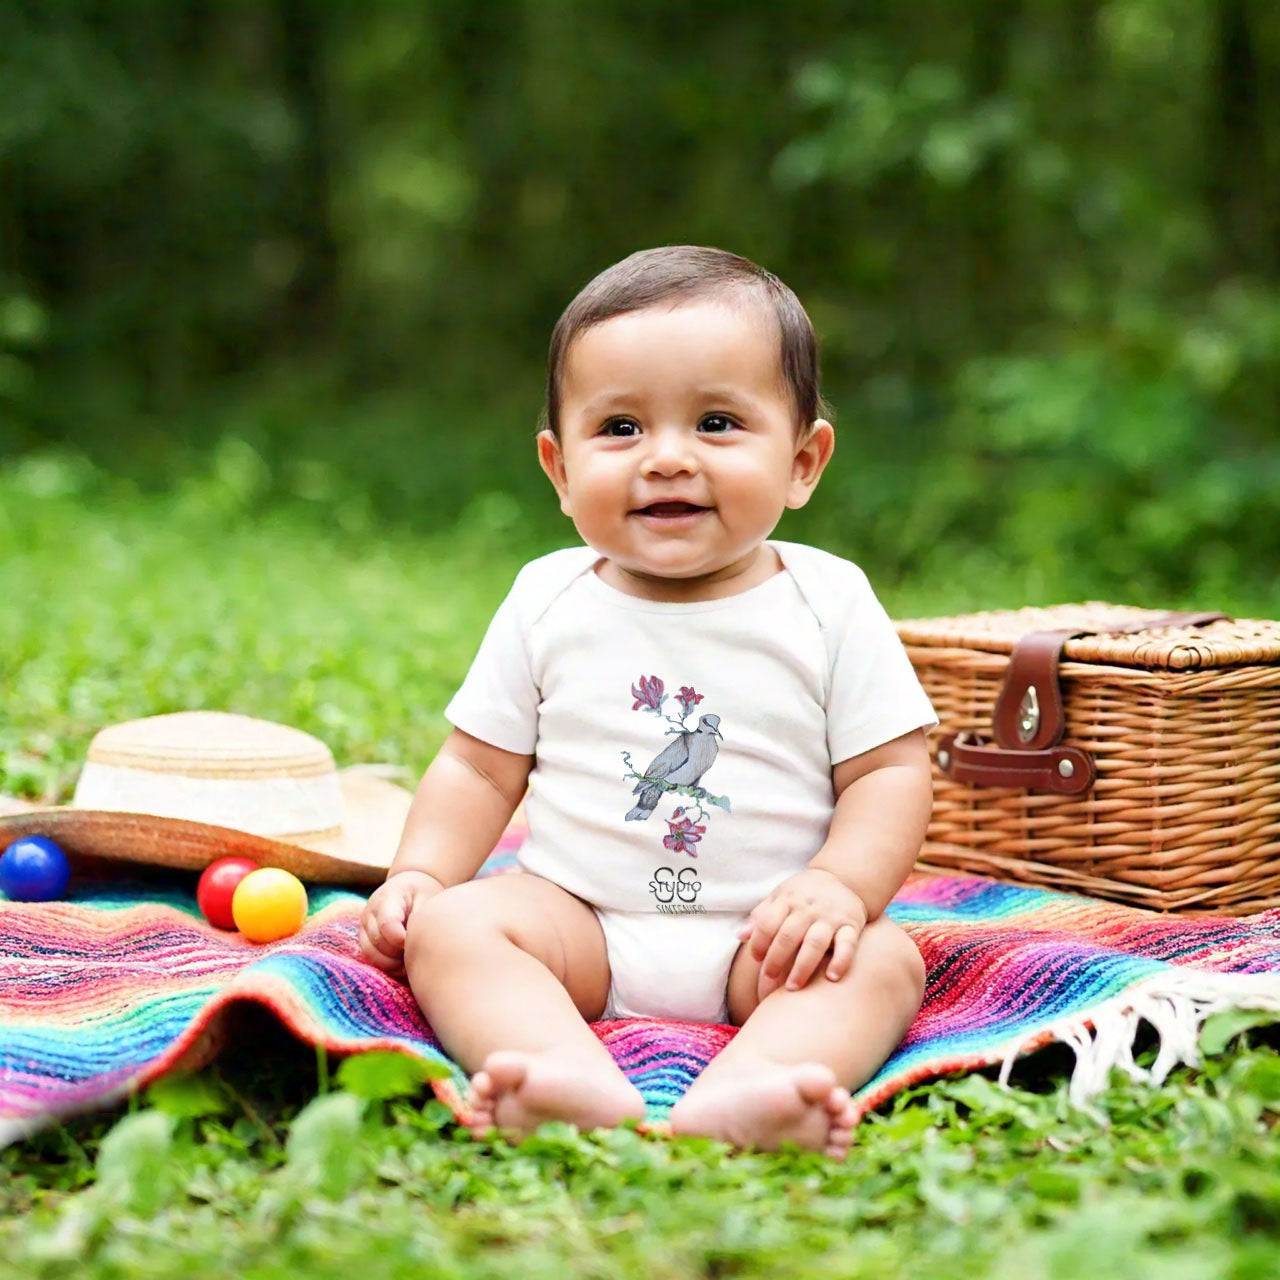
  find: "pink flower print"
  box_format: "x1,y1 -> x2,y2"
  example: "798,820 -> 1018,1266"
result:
677,686 -> 704,717
663,807 -> 706,857
631,674 -> 665,711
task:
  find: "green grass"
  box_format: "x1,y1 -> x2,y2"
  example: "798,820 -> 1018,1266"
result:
2,452 -> 1279,1280
0,450 -> 529,794
3,1031 -> 1279,1280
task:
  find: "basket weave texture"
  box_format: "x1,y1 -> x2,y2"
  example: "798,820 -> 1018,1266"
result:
896,603 -> 1280,915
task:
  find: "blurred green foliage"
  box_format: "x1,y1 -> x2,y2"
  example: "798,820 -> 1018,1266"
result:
2,0 -> 1278,603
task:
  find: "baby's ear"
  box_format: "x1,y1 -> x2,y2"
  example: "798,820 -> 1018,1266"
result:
786,419 -> 835,509
537,430 -> 572,515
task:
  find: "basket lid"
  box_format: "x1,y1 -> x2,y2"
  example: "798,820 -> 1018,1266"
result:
894,602 -> 1280,671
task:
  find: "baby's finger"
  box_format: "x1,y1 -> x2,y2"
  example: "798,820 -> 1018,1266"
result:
358,929 -> 402,972
376,901 -> 409,947
760,913 -> 812,987
362,914 -> 396,960
757,955 -> 789,1004
826,924 -> 860,980
785,921 -> 835,991
748,900 -> 790,961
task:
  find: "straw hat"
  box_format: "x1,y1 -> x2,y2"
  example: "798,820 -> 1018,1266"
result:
0,712 -> 413,886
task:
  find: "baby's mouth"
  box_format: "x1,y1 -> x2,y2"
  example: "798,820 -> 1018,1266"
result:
634,501 -> 709,518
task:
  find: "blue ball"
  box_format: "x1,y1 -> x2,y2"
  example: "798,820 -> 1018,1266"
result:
0,835 -> 72,902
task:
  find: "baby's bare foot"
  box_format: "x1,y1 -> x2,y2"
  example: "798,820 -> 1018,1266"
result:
668,1060 -> 858,1159
467,1049 -> 646,1140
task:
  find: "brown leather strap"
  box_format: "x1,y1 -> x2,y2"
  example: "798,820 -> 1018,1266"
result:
936,732 -> 1096,795
991,611 -> 1229,750
940,610 -> 1229,793
992,628 -> 1077,750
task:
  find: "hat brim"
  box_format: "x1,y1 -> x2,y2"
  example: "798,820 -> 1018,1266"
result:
0,769 -> 412,887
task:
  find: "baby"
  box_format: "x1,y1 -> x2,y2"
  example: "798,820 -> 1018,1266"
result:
359,246 -> 937,1158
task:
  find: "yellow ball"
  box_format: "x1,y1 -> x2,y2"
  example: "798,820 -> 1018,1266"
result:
231,867 -> 308,943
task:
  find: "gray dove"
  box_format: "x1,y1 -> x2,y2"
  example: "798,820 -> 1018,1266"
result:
625,714 -> 722,821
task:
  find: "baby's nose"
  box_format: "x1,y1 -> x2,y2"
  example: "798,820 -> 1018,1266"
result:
642,427 -> 697,475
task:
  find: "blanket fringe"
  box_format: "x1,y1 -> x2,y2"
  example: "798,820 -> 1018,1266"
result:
997,969 -> 1280,1113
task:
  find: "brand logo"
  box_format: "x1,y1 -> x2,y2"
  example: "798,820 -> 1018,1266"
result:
648,866 -> 704,913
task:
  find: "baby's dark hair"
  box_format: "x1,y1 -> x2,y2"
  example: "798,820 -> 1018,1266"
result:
541,245 -> 828,437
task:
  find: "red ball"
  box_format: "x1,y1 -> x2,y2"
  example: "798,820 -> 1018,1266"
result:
197,856 -> 259,930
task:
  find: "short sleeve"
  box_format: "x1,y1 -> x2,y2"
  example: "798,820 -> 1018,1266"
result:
825,572 -> 938,765
444,576 -> 540,755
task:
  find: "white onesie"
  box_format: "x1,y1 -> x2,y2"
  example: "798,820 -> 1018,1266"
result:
444,541 -> 937,1023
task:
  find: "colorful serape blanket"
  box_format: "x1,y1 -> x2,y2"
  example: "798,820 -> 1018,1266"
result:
3,821 -> 1280,1147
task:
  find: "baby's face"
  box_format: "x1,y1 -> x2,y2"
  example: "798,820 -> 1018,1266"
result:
539,300 -> 831,600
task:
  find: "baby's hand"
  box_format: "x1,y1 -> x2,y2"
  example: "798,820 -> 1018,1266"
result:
738,868 -> 868,1003
358,869 -> 443,976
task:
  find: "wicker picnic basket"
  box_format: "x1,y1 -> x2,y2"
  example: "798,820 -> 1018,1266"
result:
895,603 -> 1280,915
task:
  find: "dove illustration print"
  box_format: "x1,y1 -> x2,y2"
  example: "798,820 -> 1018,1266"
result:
621,673 -> 731,854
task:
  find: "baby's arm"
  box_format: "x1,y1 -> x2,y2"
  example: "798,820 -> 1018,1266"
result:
810,727 -> 934,917
359,728 -> 532,973
739,728 -> 932,1000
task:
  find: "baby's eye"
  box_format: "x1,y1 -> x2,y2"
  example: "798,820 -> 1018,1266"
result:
600,418 -> 640,438
697,414 -> 738,434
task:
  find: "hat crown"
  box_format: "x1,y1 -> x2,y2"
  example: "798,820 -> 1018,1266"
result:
86,711 -> 334,778
73,712 -> 342,841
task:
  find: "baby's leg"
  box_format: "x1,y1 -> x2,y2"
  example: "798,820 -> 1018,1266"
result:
668,916 -> 925,1158
403,874 -> 644,1138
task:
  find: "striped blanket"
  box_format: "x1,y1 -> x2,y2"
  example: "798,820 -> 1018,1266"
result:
3,827 -> 1279,1145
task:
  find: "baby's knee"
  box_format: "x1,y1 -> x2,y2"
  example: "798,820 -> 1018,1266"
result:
864,918 -> 926,1008
403,883 -> 488,967
403,878 -> 550,969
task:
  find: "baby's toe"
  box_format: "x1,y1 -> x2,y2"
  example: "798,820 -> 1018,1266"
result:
824,1085 -> 851,1115
479,1050 -> 531,1094
792,1063 -> 838,1106
827,1115 -> 858,1156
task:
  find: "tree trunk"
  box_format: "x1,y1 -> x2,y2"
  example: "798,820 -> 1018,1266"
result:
276,0 -> 340,345
1208,0 -> 1270,275
964,0 -> 1021,345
